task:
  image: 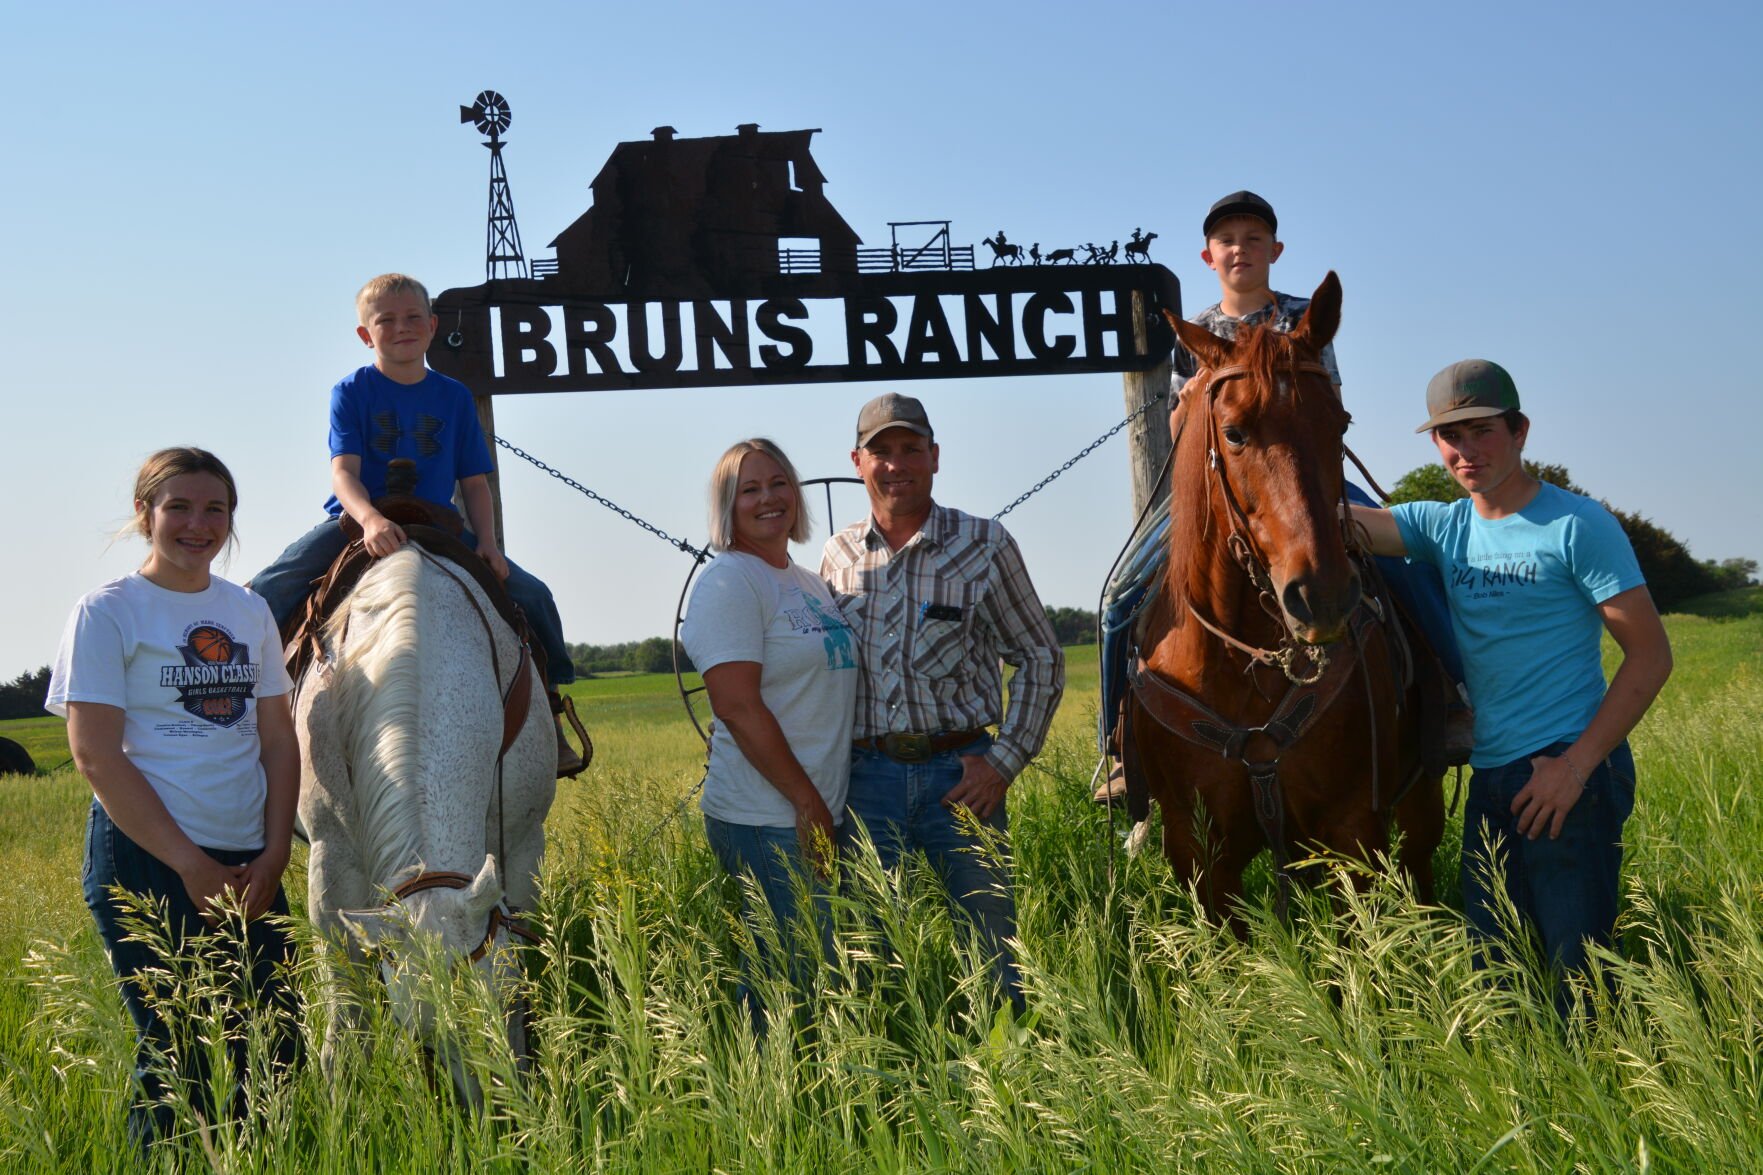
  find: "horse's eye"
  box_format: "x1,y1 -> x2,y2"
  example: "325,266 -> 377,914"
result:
1221,425 -> 1248,448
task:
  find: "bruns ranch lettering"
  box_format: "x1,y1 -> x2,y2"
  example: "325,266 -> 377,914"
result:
487,292 -> 1131,380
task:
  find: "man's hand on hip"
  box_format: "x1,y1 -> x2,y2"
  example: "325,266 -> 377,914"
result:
944,754 -> 1010,821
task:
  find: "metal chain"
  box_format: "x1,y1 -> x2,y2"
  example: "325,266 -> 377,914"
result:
493,436 -> 708,559
993,387 -> 1168,520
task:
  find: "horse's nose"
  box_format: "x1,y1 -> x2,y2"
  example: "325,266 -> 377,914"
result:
1281,571 -> 1361,637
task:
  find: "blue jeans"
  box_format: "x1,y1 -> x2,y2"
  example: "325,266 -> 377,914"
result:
83,802 -> 300,1149
251,520 -> 574,686
1344,482 -> 1463,683
1460,740 -> 1635,1012
703,814 -> 834,1034
841,734 -> 1022,1008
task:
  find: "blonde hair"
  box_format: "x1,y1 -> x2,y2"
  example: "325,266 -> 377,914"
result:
356,273 -> 432,320
128,447 -> 241,552
707,438 -> 812,551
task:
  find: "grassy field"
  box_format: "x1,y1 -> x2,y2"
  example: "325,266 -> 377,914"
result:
2,590 -> 1759,1172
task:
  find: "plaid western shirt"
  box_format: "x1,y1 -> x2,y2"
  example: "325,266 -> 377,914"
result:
819,503 -> 1064,782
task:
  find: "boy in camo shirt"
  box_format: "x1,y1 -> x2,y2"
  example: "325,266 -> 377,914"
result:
1097,191 -> 1466,800
1172,190 -> 1341,399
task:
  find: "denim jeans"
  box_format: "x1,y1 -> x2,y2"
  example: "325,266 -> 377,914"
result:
1460,740 -> 1635,1011
703,814 -> 834,1034
1344,481 -> 1463,684
82,801 -> 300,1149
251,519 -> 575,686
841,734 -> 1022,1009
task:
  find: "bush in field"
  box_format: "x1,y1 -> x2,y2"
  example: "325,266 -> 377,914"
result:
0,666 -> 50,720
1044,606 -> 1097,645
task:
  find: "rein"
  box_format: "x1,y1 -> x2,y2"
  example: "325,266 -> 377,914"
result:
387,870 -> 542,964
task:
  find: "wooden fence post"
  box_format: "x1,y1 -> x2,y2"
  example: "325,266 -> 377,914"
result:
1123,289 -> 1172,519
470,392 -> 506,544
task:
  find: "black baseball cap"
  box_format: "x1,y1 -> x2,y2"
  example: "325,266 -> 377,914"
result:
1203,190 -> 1278,237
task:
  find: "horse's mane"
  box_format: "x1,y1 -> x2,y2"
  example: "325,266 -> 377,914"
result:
323,551 -> 428,884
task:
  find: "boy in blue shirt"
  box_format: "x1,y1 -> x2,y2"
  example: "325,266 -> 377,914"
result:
1352,359 -> 1672,1009
252,274 -> 581,774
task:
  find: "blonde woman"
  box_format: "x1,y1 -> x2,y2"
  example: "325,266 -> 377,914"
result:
680,438 -> 858,1030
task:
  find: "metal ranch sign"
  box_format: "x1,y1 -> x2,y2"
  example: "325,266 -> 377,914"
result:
428,121 -> 1180,394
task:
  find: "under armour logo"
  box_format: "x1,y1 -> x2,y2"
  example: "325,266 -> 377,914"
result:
413,414 -> 443,458
371,412 -> 402,455
370,413 -> 444,457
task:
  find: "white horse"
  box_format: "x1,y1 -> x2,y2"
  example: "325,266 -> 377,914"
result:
295,544 -> 556,1094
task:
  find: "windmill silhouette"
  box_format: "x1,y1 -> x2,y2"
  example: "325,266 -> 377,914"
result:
461,90 -> 527,281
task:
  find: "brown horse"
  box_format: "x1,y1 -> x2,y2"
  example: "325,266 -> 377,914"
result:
1123,272 -> 1442,927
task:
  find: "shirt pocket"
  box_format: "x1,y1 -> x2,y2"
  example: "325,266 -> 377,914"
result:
910,584 -> 980,682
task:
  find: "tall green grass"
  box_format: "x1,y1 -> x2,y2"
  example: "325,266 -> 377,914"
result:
1,590 -> 1759,1171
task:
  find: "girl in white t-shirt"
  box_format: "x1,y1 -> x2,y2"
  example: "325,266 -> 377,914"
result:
46,448 -> 300,1150
680,438 -> 857,1033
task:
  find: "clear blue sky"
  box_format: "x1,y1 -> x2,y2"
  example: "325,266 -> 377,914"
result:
5,0 -> 1759,673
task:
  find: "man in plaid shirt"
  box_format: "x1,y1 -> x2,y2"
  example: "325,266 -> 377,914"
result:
821,393 -> 1064,1008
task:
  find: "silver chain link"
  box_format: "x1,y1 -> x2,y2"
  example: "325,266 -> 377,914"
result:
992,387 -> 1168,520
499,386 -> 1166,558
493,436 -> 709,559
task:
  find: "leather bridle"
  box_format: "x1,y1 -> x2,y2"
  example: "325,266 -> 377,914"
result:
1178,359 -> 1345,686
385,870 -> 541,965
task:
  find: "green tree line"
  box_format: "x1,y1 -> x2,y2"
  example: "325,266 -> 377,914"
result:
1385,461 -> 1758,611
564,608 -> 1100,679
0,666 -> 51,721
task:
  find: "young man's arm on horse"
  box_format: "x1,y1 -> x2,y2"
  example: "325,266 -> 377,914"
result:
1348,504 -> 1407,557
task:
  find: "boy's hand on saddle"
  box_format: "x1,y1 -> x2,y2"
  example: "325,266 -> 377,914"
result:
361,513 -> 407,558
476,540 -> 510,581
1512,753 -> 1586,840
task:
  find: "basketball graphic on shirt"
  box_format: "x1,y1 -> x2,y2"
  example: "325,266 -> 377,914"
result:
165,622 -> 259,729
187,626 -> 234,664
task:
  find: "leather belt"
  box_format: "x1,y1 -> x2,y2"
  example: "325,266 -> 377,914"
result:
853,729 -> 989,764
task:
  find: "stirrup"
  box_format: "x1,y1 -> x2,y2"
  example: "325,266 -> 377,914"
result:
552,692 -> 592,778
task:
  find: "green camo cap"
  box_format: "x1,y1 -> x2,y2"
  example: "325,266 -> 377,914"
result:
1416,359 -> 1522,433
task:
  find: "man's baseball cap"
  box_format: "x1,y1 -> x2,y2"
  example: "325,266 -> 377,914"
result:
1415,359 -> 1522,433
1203,190 -> 1278,237
855,392 -> 934,448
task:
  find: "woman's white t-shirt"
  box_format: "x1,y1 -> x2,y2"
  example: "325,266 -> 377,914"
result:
680,552 -> 859,828
47,573 -> 293,850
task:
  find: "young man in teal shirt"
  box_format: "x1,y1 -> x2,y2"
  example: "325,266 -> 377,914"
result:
1352,360 -> 1672,1009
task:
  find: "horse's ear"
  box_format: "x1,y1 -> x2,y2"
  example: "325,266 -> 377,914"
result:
464,855 -> 504,920
1168,310 -> 1233,371
1292,271 -> 1342,352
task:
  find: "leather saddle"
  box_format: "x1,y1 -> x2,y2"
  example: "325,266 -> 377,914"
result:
280,494 -> 547,690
